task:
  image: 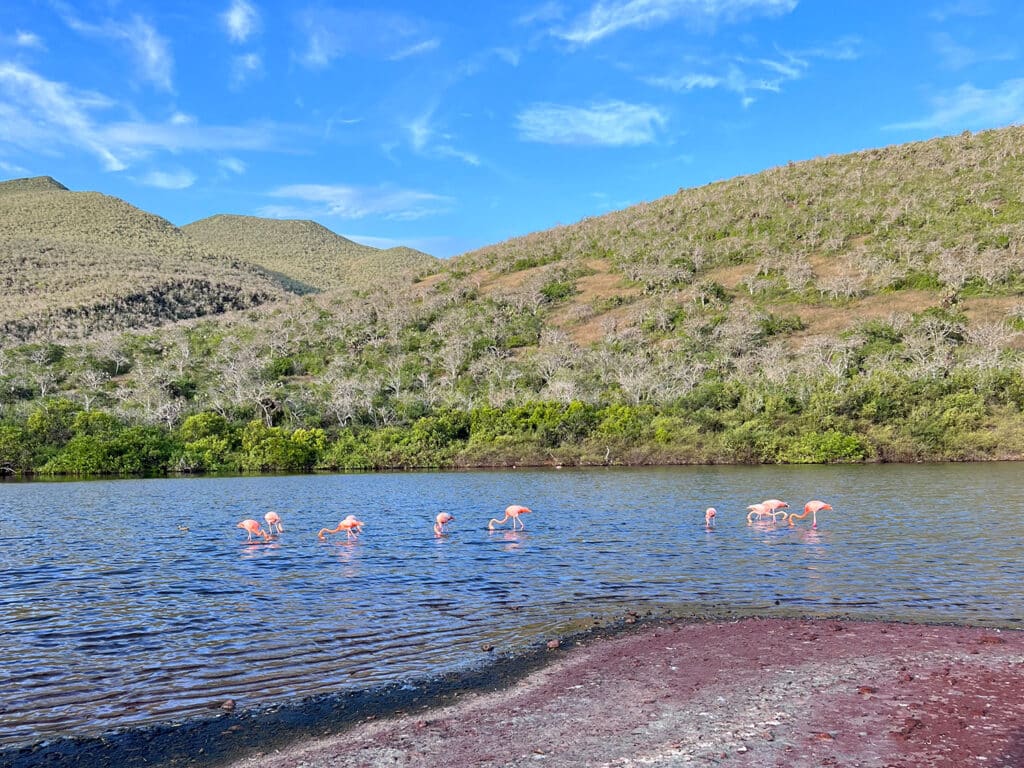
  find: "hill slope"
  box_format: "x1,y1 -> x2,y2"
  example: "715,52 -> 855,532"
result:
2,126 -> 1024,473
0,179 -> 291,340
447,125 -> 1024,344
183,214 -> 439,293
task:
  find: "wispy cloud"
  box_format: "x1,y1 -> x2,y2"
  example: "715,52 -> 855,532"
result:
264,183 -> 455,221
14,31 -> 45,49
296,9 -> 437,68
61,12 -> 173,91
0,159 -> 30,176
141,169 -> 196,189
102,117 -> 283,154
517,100 -> 666,145
231,53 -> 263,88
218,157 -> 247,175
884,78 -> 1024,132
517,2 -> 566,25
222,0 -> 260,43
405,107 -> 481,166
554,0 -> 798,45
389,38 -> 440,61
0,63 -> 289,172
645,38 -> 860,105
929,0 -> 993,22
931,32 -> 1015,70
0,62 -> 124,170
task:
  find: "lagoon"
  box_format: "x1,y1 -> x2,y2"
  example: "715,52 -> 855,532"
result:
2,463 -> 1023,748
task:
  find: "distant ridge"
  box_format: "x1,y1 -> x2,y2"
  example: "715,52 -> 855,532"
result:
184,214 -> 440,292
0,175 -> 69,195
0,179 -> 291,340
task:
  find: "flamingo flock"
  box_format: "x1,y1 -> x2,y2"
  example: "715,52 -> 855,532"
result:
235,498 -> 833,543
745,499 -> 832,529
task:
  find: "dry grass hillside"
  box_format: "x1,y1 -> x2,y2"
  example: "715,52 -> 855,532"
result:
4,126 -> 1024,470
183,214 -> 439,293
0,178 -> 292,340
443,125 -> 1024,345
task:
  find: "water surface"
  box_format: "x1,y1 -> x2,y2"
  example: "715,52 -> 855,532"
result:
2,464 -> 1022,747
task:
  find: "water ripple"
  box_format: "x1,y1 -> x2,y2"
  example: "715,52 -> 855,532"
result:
2,464 -> 1023,747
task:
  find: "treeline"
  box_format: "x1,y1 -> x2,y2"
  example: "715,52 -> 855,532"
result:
3,365 -> 1022,477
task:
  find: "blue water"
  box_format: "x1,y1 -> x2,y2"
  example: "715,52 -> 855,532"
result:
2,464 -> 1023,747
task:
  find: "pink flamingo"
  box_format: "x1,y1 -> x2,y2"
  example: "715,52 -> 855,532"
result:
264,510 -> 283,534
237,519 -> 270,542
434,512 -> 455,536
788,500 -> 832,529
318,514 -> 364,540
488,504 -> 531,531
705,507 -> 717,528
747,499 -> 789,523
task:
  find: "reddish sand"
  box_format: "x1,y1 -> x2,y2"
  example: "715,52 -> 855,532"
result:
226,617 -> 1024,767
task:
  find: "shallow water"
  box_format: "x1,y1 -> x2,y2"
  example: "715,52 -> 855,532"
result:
2,464 -> 1023,747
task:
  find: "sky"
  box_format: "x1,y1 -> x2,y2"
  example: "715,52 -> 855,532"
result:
1,1 -> 1023,258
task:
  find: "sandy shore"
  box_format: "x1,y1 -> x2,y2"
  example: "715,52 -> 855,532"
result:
220,617 -> 1024,768
6,617 -> 1023,768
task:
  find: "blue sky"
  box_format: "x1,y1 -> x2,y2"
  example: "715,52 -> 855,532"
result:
1,1 -> 1022,258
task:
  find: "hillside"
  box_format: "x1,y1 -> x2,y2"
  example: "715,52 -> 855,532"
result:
183,214 -> 439,293
446,126 -> 1024,345
0,179 -> 292,340
2,125 -> 1024,475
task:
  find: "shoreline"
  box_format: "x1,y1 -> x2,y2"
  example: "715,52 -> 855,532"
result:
5,614 -> 1024,768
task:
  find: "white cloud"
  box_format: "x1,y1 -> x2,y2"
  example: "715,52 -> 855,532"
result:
231,53 -> 263,88
0,62 -> 125,170
518,2 -> 566,25
62,12 -> 173,91
517,100 -> 666,145
389,38 -> 440,61
15,31 -> 45,49
931,32 -> 1015,71
218,156 -> 247,175
265,183 -> 455,221
0,159 -> 30,176
141,169 -> 196,189
0,63 -> 288,172
296,9 -> 435,68
929,0 -> 993,22
102,118 -> 282,153
222,0 -> 260,43
885,79 -> 1024,132
404,108 -> 480,166
644,38 -> 860,105
555,0 -> 798,45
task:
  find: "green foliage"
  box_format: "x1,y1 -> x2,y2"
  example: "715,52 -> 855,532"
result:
540,280 -> 576,302
238,420 -> 325,472
779,430 -> 868,463
0,424 -> 32,473
757,314 -> 805,338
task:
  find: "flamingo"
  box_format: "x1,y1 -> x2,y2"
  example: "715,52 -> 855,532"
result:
761,499 -> 789,521
488,504 -> 531,531
318,514 -> 365,540
705,507 -> 717,527
434,512 -> 455,536
788,500 -> 832,529
747,499 -> 789,523
264,510 -> 283,534
237,519 -> 270,542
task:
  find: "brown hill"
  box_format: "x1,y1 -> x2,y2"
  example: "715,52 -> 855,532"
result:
0,181 -> 290,341
183,214 -> 439,293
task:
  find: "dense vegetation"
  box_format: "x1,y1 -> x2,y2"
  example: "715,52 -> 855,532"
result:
2,126 -> 1024,477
